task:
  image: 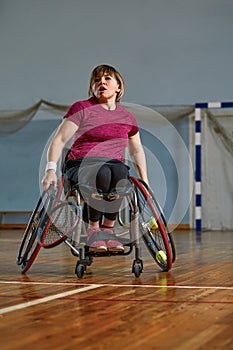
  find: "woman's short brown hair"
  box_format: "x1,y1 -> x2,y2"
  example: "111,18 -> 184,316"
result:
88,64 -> 124,102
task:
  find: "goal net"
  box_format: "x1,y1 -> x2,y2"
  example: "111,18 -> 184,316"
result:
198,105 -> 233,230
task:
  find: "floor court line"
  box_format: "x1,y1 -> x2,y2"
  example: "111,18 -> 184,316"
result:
1,281 -> 232,315
0,280 -> 232,290
0,284 -> 101,315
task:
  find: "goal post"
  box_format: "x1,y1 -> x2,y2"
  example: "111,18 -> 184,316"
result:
194,101 -> 233,232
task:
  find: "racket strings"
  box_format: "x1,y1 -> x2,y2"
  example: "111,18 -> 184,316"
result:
137,191 -> 167,252
40,203 -> 78,245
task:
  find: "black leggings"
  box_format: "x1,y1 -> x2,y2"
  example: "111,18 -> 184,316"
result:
65,158 -> 130,222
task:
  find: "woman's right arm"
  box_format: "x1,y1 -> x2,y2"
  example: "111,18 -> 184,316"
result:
42,118 -> 78,191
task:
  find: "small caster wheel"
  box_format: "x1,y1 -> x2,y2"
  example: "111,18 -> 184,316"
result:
133,264 -> 142,278
75,263 -> 86,278
132,259 -> 143,278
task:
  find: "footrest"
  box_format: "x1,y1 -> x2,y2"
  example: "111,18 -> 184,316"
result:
87,231 -> 118,245
86,231 -> 130,246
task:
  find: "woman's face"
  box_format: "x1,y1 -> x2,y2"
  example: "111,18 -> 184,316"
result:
92,73 -> 120,102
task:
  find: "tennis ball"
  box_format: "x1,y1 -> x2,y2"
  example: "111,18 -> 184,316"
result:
156,250 -> 167,263
148,216 -> 158,229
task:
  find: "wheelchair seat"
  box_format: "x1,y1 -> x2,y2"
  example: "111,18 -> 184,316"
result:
71,182 -> 134,201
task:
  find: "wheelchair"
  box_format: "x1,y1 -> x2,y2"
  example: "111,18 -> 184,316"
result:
16,160 -> 176,278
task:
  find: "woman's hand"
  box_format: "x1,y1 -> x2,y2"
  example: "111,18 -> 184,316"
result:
42,170 -> 57,192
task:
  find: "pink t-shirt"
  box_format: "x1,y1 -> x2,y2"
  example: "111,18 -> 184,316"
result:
64,97 -> 139,162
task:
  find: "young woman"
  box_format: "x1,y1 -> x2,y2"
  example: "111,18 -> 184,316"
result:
42,64 -> 148,253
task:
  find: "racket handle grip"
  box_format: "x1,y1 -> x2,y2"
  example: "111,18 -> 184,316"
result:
48,184 -> 55,196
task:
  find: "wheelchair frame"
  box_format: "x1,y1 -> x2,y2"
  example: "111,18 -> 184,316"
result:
16,174 -> 176,278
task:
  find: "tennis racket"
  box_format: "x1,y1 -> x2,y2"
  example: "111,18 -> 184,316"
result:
37,194 -> 80,248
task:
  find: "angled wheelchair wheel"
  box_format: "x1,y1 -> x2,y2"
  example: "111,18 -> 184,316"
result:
131,177 -> 175,272
16,186 -> 59,273
16,193 -> 47,273
139,179 -> 176,263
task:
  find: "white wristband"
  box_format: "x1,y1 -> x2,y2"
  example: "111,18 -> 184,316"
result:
46,161 -> 57,172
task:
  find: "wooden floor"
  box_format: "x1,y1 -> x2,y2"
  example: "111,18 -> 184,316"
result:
0,229 -> 232,350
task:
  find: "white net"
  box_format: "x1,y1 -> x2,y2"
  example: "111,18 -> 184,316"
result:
0,100 -> 68,134
202,108 -> 233,230
0,100 -> 194,134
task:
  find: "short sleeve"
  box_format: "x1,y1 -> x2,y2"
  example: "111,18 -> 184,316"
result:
64,101 -> 84,127
128,113 -> 139,137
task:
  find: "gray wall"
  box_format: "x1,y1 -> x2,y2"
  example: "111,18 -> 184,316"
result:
0,117 -> 61,210
0,0 -> 232,107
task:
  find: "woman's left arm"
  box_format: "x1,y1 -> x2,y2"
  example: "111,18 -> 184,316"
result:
128,132 -> 148,184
